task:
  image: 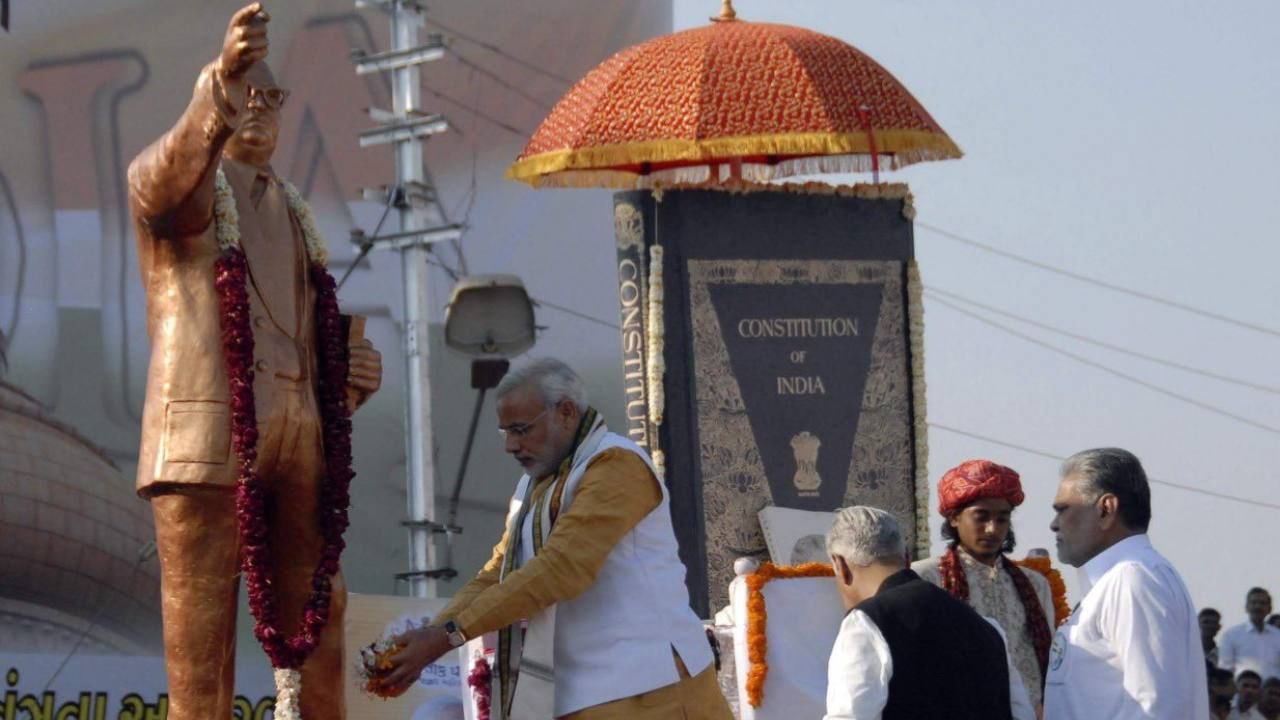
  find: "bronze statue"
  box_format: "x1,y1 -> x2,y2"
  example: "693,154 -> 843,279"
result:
127,5 -> 381,718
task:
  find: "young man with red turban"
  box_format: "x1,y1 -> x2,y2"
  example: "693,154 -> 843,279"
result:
912,460 -> 1054,712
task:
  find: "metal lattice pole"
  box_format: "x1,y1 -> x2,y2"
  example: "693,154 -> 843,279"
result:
353,0 -> 462,597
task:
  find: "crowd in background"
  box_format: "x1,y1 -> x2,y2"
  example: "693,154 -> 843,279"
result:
1200,589 -> 1280,719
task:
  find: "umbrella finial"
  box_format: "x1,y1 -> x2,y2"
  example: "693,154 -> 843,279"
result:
711,0 -> 737,22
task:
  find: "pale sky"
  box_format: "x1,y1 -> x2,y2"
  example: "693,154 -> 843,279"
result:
670,0 -> 1279,618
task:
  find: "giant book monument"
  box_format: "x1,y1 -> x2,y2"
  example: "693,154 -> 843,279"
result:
613,184 -> 929,614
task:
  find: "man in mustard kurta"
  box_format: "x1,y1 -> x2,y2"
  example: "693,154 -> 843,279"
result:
381,358 -> 732,720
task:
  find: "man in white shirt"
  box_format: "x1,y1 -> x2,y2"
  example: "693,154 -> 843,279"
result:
1220,588 -> 1280,681
823,506 -> 1034,720
1043,447 -> 1208,720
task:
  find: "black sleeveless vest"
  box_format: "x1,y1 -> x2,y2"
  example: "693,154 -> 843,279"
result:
854,569 -> 1013,720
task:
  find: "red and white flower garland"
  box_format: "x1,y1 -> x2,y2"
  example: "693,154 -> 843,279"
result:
213,169 -> 354,719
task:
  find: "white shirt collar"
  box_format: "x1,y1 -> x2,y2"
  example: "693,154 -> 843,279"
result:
1082,533 -> 1151,587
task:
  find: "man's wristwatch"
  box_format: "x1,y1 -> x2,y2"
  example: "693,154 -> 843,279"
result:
442,620 -> 467,648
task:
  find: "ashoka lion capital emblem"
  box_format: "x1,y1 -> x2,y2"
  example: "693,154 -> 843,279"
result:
614,201 -> 644,252
790,431 -> 822,496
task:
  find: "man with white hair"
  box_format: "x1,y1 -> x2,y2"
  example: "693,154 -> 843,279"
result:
381,358 -> 731,719
824,506 -> 1034,720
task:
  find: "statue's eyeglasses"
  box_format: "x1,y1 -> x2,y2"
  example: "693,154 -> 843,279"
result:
248,85 -> 290,110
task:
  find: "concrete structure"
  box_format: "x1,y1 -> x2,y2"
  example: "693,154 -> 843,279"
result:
0,380 -> 161,654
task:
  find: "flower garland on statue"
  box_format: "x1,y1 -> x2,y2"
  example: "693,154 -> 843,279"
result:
1014,556 -> 1072,628
743,561 -> 834,707
645,243 -> 666,480
213,168 -> 354,719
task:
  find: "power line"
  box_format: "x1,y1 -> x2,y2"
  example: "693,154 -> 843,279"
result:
928,422 -> 1280,511
421,81 -> 533,140
928,294 -> 1280,436
429,17 -> 576,86
532,297 -> 619,330
925,286 -> 1280,395
448,68 -> 482,263
449,48 -> 555,112
337,190 -> 397,291
917,221 -> 1280,339
424,256 -> 461,282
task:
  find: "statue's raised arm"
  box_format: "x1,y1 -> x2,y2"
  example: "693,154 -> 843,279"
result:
127,3 -> 269,236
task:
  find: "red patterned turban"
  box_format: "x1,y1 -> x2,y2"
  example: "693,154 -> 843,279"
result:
937,459 -> 1024,517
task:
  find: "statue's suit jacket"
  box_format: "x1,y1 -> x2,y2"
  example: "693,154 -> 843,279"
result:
128,62 -> 317,497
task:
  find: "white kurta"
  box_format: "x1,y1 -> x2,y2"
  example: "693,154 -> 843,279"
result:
824,608 -> 1035,720
1044,534 -> 1208,720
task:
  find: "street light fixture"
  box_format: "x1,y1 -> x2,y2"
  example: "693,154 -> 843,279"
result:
444,274 -> 536,359
438,274 -> 537,578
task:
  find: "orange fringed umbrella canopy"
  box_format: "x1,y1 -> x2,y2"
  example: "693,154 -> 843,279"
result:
506,2 -> 962,189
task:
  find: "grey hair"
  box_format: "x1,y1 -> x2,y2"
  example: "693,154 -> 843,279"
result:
825,506 -> 905,567
1060,447 -> 1151,531
496,357 -> 588,412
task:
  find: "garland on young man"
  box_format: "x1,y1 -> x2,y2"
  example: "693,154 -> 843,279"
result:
1014,555 -> 1072,628
213,168 -> 355,717
938,544 -> 1052,684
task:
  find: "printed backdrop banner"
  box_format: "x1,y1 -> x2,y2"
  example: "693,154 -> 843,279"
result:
613,186 -> 927,615
0,653 -> 274,718
0,594 -> 465,720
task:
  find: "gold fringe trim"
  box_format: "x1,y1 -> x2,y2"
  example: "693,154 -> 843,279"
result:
664,178 -> 913,199
907,260 -> 930,560
507,129 -> 962,187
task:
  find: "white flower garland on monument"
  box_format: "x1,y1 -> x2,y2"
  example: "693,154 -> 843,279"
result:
907,260 -> 930,559
213,166 -> 328,720
646,243 -> 667,480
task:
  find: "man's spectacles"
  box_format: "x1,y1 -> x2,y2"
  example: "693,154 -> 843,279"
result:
498,409 -> 548,439
247,85 -> 290,110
